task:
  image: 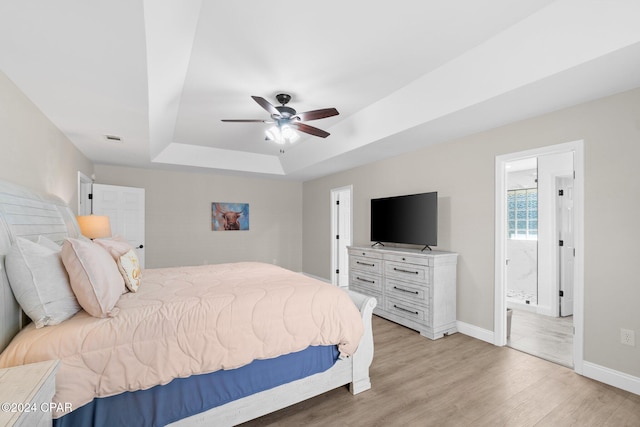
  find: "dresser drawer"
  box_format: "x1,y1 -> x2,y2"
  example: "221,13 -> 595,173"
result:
384,252 -> 431,267
349,271 -> 383,293
348,248 -> 384,260
385,277 -> 430,306
384,296 -> 429,324
385,261 -> 429,283
350,255 -> 382,275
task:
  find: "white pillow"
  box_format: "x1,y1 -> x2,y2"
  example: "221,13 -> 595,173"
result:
37,235 -> 62,251
5,237 -> 81,328
61,238 -> 125,318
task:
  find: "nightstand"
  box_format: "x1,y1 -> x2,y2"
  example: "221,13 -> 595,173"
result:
0,360 -> 59,427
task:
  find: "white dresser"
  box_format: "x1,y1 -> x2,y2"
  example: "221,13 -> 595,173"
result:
0,360 -> 59,426
348,246 -> 457,339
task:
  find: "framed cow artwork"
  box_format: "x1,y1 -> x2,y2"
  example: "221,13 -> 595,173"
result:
211,202 -> 250,231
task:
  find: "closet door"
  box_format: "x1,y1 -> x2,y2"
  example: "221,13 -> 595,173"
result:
93,184 -> 146,268
331,186 -> 352,288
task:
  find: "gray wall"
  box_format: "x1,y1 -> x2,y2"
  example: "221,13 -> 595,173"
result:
0,70 -> 93,212
94,165 -> 303,271
303,87 -> 640,378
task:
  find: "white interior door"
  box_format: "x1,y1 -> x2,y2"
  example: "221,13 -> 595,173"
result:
331,186 -> 352,288
557,176 -> 575,316
538,152 -> 574,317
93,184 -> 146,268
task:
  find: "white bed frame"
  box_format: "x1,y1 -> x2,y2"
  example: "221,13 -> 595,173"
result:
171,289 -> 376,426
0,179 -> 377,426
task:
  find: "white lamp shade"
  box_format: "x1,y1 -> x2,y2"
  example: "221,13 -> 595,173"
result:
265,124 -> 299,144
77,215 -> 112,239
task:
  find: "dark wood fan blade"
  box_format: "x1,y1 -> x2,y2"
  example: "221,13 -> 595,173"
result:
291,122 -> 330,138
252,96 -> 280,117
221,119 -> 269,122
294,108 -> 339,121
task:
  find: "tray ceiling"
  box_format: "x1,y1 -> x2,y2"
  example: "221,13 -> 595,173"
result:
2,0 -> 640,180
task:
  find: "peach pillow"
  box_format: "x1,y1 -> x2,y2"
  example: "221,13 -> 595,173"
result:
61,238 -> 125,318
94,236 -> 131,258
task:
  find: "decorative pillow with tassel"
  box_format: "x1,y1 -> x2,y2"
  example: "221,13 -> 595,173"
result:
94,236 -> 142,292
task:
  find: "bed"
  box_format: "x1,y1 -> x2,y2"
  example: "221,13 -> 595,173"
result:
0,180 -> 376,426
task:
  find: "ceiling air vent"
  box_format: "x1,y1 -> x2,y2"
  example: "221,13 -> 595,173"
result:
104,135 -> 123,143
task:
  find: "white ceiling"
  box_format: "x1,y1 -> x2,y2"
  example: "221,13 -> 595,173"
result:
2,0 -> 640,180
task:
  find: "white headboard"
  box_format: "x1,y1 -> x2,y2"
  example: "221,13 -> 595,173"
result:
0,180 -> 81,352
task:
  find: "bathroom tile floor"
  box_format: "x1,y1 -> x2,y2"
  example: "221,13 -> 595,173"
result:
508,309 -> 573,367
507,289 -> 538,305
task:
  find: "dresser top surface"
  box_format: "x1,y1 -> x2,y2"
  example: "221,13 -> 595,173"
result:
0,360 -> 59,424
348,245 -> 457,258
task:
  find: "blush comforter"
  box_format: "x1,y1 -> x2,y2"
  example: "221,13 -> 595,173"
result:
0,262 -> 364,417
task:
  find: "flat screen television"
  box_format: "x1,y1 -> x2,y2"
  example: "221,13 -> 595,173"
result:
370,192 -> 437,249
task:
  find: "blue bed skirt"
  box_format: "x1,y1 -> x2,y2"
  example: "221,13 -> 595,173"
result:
53,345 -> 339,427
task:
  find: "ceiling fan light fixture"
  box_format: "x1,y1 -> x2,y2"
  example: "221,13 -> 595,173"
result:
280,125 -> 299,142
266,124 -> 299,145
265,125 -> 282,144
224,94 -> 338,141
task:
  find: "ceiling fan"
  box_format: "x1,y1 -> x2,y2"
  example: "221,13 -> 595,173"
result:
221,93 -> 339,143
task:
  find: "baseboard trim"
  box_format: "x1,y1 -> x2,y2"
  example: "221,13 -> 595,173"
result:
457,320 -> 494,344
302,272 -> 331,284
583,361 -> 640,396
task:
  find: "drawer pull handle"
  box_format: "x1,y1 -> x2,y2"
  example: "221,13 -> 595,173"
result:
394,267 -> 419,275
393,305 -> 419,315
357,261 -> 375,267
393,286 -> 419,295
356,276 -> 375,284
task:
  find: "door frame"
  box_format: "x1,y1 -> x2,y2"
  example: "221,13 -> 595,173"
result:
494,140 -> 584,374
330,185 -> 353,287
77,172 -> 93,215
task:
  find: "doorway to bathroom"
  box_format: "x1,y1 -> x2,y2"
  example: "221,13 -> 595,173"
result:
504,154 -> 573,366
494,141 -> 584,373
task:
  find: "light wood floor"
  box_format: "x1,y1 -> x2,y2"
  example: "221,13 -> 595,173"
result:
508,309 -> 573,367
241,315 -> 640,427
